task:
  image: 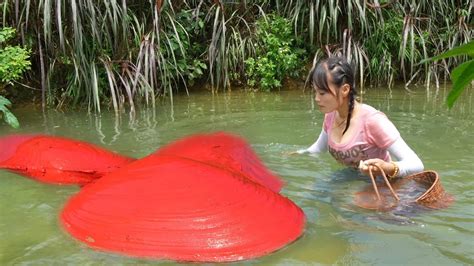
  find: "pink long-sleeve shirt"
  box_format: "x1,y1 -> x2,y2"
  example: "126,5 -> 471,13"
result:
323,104 -> 400,168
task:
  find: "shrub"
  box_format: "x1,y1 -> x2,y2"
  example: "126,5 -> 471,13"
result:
0,27 -> 31,128
245,15 -> 306,91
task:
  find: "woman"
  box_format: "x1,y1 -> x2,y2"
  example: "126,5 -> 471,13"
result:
297,57 -> 423,178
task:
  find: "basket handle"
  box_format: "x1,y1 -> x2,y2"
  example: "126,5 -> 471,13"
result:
368,164 -> 400,201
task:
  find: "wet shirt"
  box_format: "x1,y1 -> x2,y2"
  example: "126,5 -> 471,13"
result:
324,104 -> 400,168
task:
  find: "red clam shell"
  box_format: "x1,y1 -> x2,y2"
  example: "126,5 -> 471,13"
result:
60,154 -> 305,262
153,132 -> 284,192
0,135 -> 134,185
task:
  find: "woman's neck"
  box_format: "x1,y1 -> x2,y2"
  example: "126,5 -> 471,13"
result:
336,101 -> 359,122
336,101 -> 349,121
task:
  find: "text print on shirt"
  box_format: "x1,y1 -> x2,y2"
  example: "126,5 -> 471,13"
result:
328,144 -> 369,168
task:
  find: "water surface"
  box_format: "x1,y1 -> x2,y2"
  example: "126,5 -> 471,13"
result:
1,86 -> 473,265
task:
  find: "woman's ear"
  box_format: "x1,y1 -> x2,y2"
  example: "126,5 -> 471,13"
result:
341,84 -> 350,97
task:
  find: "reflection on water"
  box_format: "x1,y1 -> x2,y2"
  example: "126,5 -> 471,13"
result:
1,86 -> 473,265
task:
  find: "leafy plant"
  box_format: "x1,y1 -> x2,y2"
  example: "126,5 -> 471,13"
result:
0,27 -> 31,128
0,28 -> 31,84
245,15 -> 306,91
161,9 -> 207,89
0,96 -> 19,128
363,13 -> 401,86
1,0 -> 471,110
424,41 -> 474,108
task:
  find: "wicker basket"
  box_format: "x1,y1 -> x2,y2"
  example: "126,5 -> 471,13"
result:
405,170 -> 454,209
354,165 -> 453,211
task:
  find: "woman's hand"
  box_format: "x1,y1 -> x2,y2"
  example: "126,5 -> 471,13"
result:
358,159 -> 395,177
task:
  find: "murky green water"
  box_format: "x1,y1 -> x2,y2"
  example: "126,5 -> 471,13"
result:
1,86 -> 473,265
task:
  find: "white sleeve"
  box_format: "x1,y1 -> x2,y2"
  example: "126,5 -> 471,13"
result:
298,130 -> 328,154
387,137 -> 424,177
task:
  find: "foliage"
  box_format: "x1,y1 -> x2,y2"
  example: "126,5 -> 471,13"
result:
245,15 -> 306,91
0,28 -> 31,84
424,41 -> 474,108
0,96 -> 19,128
160,9 -> 207,89
0,0 -> 472,113
0,46 -> 31,84
0,27 -> 30,128
0,27 -> 15,42
362,12 -> 428,87
362,13 -> 403,86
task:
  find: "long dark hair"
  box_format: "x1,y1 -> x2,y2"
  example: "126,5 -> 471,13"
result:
311,57 -> 357,135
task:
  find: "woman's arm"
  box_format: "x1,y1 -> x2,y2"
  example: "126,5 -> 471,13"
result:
362,110 -> 423,177
297,130 -> 328,154
360,137 -> 424,177
387,137 -> 424,177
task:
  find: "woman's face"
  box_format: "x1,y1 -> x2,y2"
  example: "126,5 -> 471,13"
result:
314,85 -> 341,113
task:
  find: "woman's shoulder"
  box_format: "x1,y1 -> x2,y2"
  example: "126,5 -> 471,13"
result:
359,103 -> 381,115
358,103 -> 394,127
359,103 -> 399,134
359,103 -> 390,120
360,103 -> 400,148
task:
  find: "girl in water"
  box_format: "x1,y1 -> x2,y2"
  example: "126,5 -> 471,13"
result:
298,56 -> 423,178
